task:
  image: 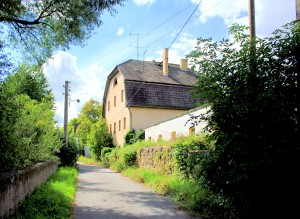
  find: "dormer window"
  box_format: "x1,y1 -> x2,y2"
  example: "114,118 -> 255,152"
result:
114,78 -> 118,86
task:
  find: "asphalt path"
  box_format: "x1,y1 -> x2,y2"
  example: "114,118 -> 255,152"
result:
73,162 -> 193,219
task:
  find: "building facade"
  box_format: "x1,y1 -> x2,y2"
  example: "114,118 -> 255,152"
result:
102,49 -> 199,146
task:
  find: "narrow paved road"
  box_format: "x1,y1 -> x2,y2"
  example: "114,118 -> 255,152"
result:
74,162 -> 193,219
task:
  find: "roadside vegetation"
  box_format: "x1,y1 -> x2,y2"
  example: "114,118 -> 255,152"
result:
9,167 -> 78,219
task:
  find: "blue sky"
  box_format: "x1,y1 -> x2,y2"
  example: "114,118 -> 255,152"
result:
42,0 -> 296,125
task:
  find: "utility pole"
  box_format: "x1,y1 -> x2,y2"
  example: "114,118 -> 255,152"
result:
64,81 -> 70,146
249,0 -> 256,42
297,0 -> 300,20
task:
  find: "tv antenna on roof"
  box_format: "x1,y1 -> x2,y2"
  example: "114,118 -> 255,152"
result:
130,33 -> 149,61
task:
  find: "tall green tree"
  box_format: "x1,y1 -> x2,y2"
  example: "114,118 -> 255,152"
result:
87,119 -> 112,160
4,64 -> 52,102
77,98 -> 102,143
0,63 -> 61,171
0,0 -> 126,62
187,22 -> 299,218
76,98 -> 112,160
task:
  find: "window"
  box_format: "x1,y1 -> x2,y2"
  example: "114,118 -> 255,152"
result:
189,126 -> 195,136
171,131 -> 176,140
109,125 -> 112,134
114,78 -> 118,86
123,117 -> 126,129
119,120 -> 121,131
121,90 -> 124,102
114,96 -> 116,107
158,134 -> 162,141
114,122 -> 116,134
108,101 -> 110,111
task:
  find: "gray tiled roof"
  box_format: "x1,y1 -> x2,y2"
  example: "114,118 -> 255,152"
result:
117,59 -> 197,86
103,59 -> 198,117
125,81 -> 196,109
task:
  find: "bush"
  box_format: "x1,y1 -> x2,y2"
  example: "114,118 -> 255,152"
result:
124,129 -> 145,146
109,145 -> 137,172
57,138 -> 78,166
0,94 -> 61,171
100,147 -> 113,167
172,134 -> 211,180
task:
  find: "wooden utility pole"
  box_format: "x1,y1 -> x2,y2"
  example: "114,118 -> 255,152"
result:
64,81 -> 70,146
297,0 -> 300,20
249,0 -> 256,42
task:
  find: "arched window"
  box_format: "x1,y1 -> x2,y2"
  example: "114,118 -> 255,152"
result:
114,78 -> 118,86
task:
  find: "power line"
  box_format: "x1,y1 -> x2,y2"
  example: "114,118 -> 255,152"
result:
168,0 -> 202,50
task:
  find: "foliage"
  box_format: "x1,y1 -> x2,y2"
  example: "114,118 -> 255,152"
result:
4,64 -> 52,102
100,147 -> 113,167
109,145 -> 137,172
0,64 -> 61,172
187,22 -> 299,217
87,118 -> 113,161
57,139 -> 78,167
0,0 -> 126,63
172,134 -> 211,180
0,37 -> 12,78
78,155 -> 102,166
124,129 -> 145,146
77,98 -> 103,144
10,167 -> 78,219
0,94 -> 61,171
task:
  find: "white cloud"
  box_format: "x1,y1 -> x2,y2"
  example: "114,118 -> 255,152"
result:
193,0 -> 295,37
43,51 -> 109,126
116,27 -> 125,36
133,0 -> 156,6
193,0 -> 248,25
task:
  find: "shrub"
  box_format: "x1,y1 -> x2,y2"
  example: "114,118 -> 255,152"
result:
57,138 -> 78,166
100,147 -> 113,167
172,134 -> 211,180
0,94 -> 61,171
124,129 -> 145,146
109,145 -> 137,172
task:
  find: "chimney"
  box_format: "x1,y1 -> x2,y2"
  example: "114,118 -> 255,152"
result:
180,59 -> 188,70
163,48 -> 168,76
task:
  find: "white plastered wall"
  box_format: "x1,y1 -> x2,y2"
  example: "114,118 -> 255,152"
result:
145,107 -> 210,141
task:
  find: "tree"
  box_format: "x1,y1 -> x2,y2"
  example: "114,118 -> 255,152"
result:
0,0 -> 126,62
4,64 -> 52,102
0,62 -> 61,171
76,98 -> 112,160
0,94 -> 61,171
76,98 -> 102,143
87,119 -> 112,161
0,37 -> 12,78
187,22 -> 299,218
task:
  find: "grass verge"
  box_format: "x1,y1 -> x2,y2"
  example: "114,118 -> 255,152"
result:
122,167 -> 205,215
78,155 -> 102,166
10,166 -> 78,219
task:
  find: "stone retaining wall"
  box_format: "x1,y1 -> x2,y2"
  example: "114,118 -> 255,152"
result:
138,146 -> 173,175
0,161 -> 58,218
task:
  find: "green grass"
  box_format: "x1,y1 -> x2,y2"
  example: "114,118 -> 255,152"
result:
10,167 -> 78,219
122,167 -> 206,214
78,155 -> 102,166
